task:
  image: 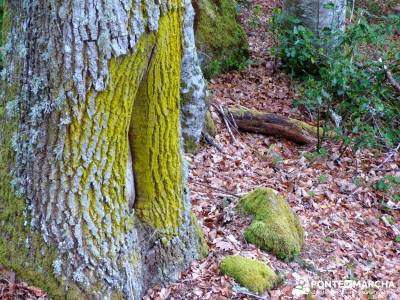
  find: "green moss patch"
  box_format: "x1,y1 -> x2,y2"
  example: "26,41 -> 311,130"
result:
219,255 -> 278,294
0,0 -> 8,66
240,188 -> 304,261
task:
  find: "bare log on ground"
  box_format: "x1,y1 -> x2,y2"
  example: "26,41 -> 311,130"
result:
225,106 -> 322,144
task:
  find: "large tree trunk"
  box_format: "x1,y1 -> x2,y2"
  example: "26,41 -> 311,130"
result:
0,0 -> 206,299
283,0 -> 346,40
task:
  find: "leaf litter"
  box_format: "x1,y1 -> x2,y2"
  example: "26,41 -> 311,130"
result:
1,0 -> 398,299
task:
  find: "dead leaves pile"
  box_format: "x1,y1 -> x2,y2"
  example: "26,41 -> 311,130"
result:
0,267 -> 48,300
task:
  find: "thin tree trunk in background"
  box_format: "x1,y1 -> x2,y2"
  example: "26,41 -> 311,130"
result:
283,0 -> 346,39
0,0 -> 204,299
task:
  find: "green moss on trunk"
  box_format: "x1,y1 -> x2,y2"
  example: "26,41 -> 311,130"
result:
204,111 -> 217,136
0,88 -> 82,300
0,2 -> 77,293
0,0 -> 9,66
130,11 -> 184,231
0,0 -> 206,296
190,213 -> 208,258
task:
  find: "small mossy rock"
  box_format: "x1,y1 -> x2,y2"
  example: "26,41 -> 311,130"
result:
219,255 -> 278,294
193,0 -> 248,78
240,188 -> 304,261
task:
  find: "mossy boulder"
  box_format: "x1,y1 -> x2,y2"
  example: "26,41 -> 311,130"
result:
219,255 -> 278,294
193,0 -> 248,78
240,188 -> 304,261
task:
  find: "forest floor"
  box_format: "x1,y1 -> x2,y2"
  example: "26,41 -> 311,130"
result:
0,0 -> 399,299
145,0 -> 400,299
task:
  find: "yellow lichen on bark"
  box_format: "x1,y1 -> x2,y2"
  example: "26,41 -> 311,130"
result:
64,33 -> 158,250
130,10 -> 183,231
65,9 -> 183,236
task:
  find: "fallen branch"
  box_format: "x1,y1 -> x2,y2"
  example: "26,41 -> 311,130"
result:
191,181 -> 240,198
382,215 -> 400,236
225,106 -> 323,144
232,285 -> 269,300
212,103 -> 238,142
370,142 -> 400,173
236,290 -> 268,300
379,58 -> 400,94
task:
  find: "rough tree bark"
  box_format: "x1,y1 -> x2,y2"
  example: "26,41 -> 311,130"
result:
283,0 -> 346,39
180,0 -> 248,151
0,0 -> 206,299
180,0 -> 210,153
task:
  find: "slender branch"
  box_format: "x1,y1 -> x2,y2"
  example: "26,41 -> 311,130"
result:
212,103 -> 237,142
191,181 -> 240,198
202,130 -> 224,153
236,290 -> 269,300
350,0 -> 356,23
379,58 -> 400,94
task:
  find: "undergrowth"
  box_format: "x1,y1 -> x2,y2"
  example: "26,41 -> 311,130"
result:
204,48 -> 251,78
270,7 -> 400,151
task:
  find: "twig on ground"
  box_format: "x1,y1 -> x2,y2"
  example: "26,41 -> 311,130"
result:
381,215 -> 400,236
226,108 -> 239,133
363,9 -> 389,21
191,189 -> 236,199
221,104 -> 239,135
202,130 -> 225,153
191,181 -> 240,198
233,287 -> 269,300
371,142 -> 400,172
212,103 -> 237,142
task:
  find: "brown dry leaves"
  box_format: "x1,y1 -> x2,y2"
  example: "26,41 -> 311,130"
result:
0,267 -> 48,300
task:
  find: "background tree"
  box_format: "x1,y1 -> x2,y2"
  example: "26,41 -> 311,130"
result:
0,0 -> 206,298
283,0 -> 346,38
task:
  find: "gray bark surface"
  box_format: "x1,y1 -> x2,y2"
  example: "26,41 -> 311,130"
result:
0,0 -> 203,298
284,0 -> 346,36
180,0 -> 210,153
